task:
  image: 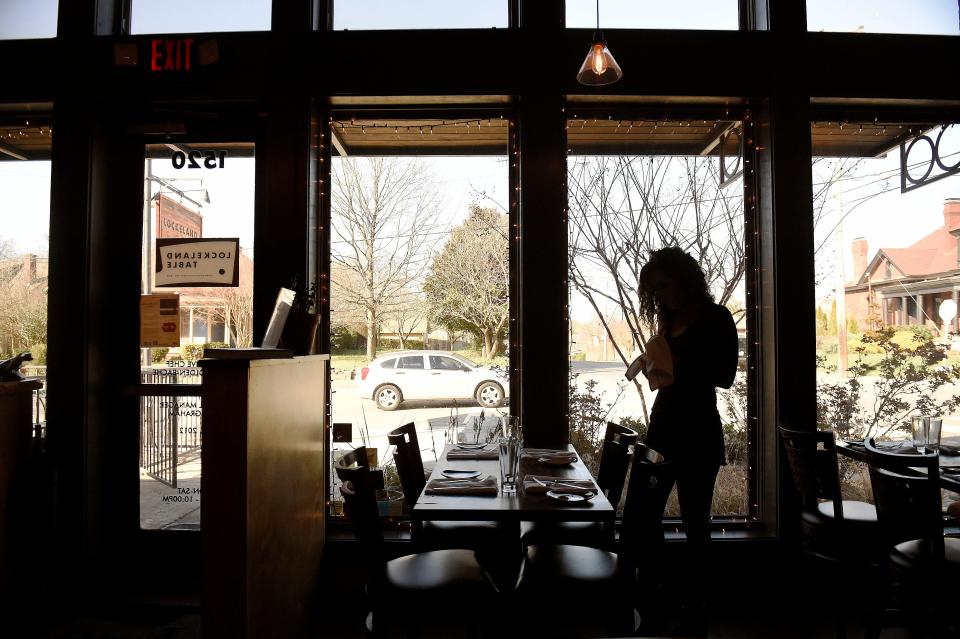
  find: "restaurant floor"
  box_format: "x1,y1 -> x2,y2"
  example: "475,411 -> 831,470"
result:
4,542 -> 923,638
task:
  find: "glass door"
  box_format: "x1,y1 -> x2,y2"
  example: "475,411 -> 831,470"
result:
139,140 -> 255,530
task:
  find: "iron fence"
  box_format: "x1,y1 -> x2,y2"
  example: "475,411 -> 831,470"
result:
139,367 -> 202,488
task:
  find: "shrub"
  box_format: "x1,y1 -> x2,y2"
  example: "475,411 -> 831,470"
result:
28,342 -> 47,365
150,347 -> 169,364
331,324 -> 365,352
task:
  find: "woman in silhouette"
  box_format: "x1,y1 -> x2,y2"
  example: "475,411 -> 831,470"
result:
636,246 -> 738,612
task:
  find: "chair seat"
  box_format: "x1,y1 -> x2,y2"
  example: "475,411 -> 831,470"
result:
419,519 -> 504,549
801,500 -> 878,536
889,537 -> 960,576
385,549 -> 495,593
518,544 -> 623,586
520,520 -> 607,547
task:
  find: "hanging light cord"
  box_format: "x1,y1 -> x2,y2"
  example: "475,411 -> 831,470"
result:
596,0 -> 600,31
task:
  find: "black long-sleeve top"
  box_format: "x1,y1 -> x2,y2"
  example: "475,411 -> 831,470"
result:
645,302 -> 739,467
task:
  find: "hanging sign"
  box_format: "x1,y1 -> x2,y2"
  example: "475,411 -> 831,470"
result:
140,293 -> 181,347
155,237 -> 240,287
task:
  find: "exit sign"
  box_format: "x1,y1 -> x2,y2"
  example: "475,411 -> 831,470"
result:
151,38 -> 194,72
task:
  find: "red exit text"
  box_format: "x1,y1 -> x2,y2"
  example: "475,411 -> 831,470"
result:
151,38 -> 194,72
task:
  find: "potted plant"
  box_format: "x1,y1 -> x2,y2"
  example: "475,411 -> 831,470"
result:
280,277 -> 320,356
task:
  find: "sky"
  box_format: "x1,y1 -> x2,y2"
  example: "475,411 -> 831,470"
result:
2,1 -> 957,38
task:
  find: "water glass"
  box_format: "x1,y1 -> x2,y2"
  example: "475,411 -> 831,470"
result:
927,417 -> 943,452
499,435 -> 521,494
497,415 -> 522,493
911,415 -> 930,453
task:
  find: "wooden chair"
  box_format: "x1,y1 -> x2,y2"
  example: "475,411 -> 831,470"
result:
387,422 -> 504,550
778,426 -> 880,561
512,443 -> 669,637
863,438 -> 960,639
520,422 -> 638,549
335,446 -> 498,637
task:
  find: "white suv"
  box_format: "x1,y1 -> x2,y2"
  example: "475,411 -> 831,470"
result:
356,350 -> 507,411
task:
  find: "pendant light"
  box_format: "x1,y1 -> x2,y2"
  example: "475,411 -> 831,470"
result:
576,0 -> 623,86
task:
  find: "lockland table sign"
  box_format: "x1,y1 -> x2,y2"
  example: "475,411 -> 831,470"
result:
155,238 -> 240,287
140,293 -> 180,347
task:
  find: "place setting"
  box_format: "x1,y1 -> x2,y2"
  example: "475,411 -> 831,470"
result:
424,474 -> 499,496
521,447 -> 579,466
522,475 -> 597,503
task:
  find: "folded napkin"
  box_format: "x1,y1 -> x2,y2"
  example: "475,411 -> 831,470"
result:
447,447 -> 499,460
643,334 -> 674,391
522,475 -> 596,495
424,475 -> 498,496
521,448 -> 578,463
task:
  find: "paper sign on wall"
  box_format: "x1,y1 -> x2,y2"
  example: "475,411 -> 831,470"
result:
140,294 -> 181,347
155,237 -> 240,287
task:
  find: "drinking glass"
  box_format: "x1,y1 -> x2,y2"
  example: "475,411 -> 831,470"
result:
911,415 -> 930,453
927,417 -> 943,452
497,415 -> 522,494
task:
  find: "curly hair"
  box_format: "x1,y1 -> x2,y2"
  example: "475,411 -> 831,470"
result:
638,246 -> 713,333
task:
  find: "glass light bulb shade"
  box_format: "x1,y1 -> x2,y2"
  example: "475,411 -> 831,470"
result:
576,40 -> 623,86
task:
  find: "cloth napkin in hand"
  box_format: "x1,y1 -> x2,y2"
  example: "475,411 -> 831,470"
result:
521,448 -> 578,463
424,475 -> 498,496
447,447 -> 499,460
643,334 -> 674,391
523,475 -> 596,495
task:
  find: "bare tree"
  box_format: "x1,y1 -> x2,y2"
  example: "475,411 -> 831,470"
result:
208,288 -> 253,347
423,206 -> 509,359
568,155 -> 745,424
331,157 -> 443,360
383,287 -> 427,349
0,237 -> 16,261
0,280 -> 47,355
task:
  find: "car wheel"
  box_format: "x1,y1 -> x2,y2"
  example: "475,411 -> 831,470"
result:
374,384 -> 402,411
475,381 -> 504,408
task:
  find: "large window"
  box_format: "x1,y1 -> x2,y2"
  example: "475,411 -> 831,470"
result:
0,0 -> 58,40
327,116 -> 510,519
131,0 -> 271,34
139,142 -> 255,530
566,0 -> 739,31
0,109 -> 52,459
811,119 -> 960,505
807,0 -> 960,35
333,1 -> 508,30
567,114 -> 752,520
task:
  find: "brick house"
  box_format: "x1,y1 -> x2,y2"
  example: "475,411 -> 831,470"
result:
845,198 -> 960,335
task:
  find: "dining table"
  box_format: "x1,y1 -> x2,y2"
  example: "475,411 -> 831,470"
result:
413,443 -> 616,529
835,437 -> 960,494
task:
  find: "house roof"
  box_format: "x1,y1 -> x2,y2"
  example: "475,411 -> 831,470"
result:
857,219 -> 959,284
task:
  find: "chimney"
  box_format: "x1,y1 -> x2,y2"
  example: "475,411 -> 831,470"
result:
21,254 -> 36,284
944,198 -> 960,230
851,237 -> 868,280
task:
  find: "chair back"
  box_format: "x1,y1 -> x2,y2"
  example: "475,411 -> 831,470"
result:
388,423 -> 426,507
595,422 -> 639,509
619,443 -> 670,563
335,447 -> 385,557
779,426 -> 844,518
864,438 -> 943,549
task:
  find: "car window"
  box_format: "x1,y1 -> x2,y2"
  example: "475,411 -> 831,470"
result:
398,355 -> 425,369
380,358 -> 396,369
430,355 -> 464,371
